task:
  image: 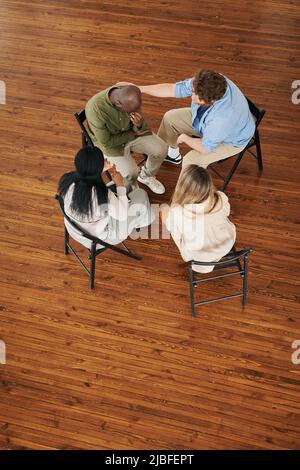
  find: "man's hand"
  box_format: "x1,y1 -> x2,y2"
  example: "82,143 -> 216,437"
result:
116,82 -> 176,97
177,134 -> 208,154
130,111 -> 153,136
177,133 -> 189,145
130,111 -> 143,129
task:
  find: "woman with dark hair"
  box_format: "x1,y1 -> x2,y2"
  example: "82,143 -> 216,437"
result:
58,146 -> 154,248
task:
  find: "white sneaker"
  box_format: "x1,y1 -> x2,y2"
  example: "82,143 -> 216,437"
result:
137,174 -> 165,194
165,146 -> 182,165
168,146 -> 180,159
164,154 -> 182,165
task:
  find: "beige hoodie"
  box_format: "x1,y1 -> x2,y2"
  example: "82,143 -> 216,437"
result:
166,191 -> 236,273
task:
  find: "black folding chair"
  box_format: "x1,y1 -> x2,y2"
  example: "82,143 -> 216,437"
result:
74,109 -> 94,148
210,98 -> 265,191
54,194 -> 142,289
74,108 -> 119,192
188,247 -> 252,317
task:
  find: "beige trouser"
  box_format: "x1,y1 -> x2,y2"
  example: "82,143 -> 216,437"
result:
105,134 -> 167,190
158,108 -> 246,170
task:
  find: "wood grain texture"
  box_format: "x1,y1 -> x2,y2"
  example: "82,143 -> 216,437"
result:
0,0 -> 300,450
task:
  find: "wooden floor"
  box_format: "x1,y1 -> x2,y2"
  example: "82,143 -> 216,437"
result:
0,0 -> 300,450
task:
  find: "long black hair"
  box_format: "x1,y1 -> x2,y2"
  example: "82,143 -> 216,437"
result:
58,146 -> 108,217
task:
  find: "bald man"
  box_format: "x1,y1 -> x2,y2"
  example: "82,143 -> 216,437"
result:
85,85 -> 167,194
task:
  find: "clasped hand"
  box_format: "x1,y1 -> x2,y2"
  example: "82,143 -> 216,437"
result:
102,160 -> 124,187
130,111 -> 143,129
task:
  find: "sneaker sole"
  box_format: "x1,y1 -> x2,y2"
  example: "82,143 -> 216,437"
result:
164,156 -> 182,165
137,177 -> 165,194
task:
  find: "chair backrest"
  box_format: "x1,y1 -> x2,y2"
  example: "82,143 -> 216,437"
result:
74,109 -> 94,147
246,97 -> 266,129
190,248 -> 252,268
54,192 -> 143,260
53,192 -> 131,258
54,194 -> 102,243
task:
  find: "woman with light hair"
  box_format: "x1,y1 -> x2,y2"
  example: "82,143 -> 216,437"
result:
162,165 -> 236,273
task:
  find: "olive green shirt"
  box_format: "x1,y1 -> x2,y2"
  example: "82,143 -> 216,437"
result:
85,86 -> 150,156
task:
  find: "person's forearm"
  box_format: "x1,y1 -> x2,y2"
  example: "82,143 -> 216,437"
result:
140,83 -> 176,98
93,124 -> 135,149
182,136 -> 209,154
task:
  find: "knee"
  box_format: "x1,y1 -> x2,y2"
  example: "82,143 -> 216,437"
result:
182,150 -> 208,170
153,138 -> 168,157
144,136 -> 168,157
182,158 -> 191,170
182,151 -> 196,169
162,109 -> 177,125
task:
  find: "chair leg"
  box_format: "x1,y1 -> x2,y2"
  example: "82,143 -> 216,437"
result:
221,151 -> 245,192
255,130 -> 263,172
242,255 -> 249,307
232,245 -> 243,275
82,132 -> 87,149
64,227 -> 69,255
89,243 -> 96,289
188,265 -> 196,317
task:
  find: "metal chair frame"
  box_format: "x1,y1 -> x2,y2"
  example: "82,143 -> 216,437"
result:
210,98 -> 265,191
54,194 -> 141,289
188,247 -> 252,317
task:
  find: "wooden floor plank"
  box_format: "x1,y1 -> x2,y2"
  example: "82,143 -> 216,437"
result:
0,0 -> 299,449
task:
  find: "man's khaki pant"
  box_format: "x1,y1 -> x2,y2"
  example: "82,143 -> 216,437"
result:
105,134 -> 167,190
157,108 -> 246,170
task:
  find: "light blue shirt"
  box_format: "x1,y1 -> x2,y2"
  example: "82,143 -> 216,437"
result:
175,76 -> 255,152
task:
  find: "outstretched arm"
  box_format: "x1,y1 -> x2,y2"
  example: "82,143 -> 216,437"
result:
116,81 -> 176,97
140,83 -> 176,97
